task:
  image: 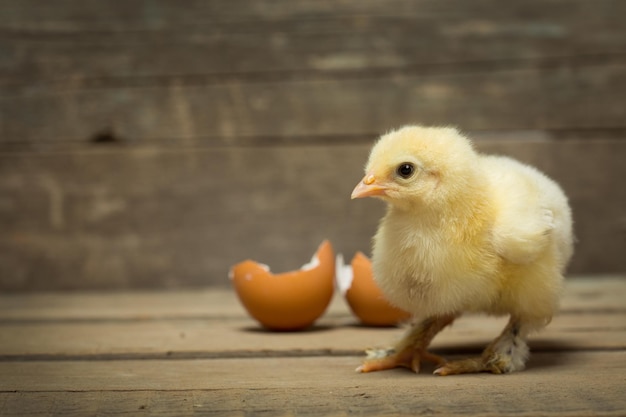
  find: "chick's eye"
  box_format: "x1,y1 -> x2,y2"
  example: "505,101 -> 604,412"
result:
397,163 -> 415,179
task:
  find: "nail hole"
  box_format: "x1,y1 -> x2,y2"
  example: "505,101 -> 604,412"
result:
90,129 -> 123,144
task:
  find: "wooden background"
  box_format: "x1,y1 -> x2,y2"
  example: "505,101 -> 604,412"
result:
1,0 -> 625,291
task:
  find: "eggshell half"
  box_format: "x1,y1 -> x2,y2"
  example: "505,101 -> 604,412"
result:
343,252 -> 411,326
230,240 -> 335,331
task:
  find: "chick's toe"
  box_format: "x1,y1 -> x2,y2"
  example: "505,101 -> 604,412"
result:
357,347 -> 446,373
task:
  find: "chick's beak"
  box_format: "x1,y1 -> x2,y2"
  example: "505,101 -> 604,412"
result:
351,174 -> 387,199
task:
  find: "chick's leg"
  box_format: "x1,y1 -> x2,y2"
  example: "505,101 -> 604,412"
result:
434,316 -> 531,376
357,315 -> 455,373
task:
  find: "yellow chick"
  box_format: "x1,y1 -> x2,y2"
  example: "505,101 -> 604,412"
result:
351,126 -> 573,375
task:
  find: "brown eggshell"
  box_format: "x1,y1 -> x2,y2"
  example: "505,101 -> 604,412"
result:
345,252 -> 411,326
230,240 -> 335,331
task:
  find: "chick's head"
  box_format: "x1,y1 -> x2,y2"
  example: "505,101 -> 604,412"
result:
352,126 -> 480,210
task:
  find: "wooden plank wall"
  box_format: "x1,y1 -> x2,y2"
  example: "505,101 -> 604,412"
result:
1,0 -> 625,291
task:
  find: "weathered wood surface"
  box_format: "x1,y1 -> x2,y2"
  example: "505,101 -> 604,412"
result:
0,277 -> 624,359
0,276 -> 622,320
1,313 -> 624,360
2,0 -> 625,146
2,1 -> 625,86
0,0 -> 625,290
2,64 -> 626,144
1,139 -> 624,290
1,353 -> 625,417
0,277 -> 624,416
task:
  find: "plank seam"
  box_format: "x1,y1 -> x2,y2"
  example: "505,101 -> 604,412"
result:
1,345 -> 623,362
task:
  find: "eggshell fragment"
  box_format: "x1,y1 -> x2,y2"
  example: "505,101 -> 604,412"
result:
340,252 -> 411,326
230,240 -> 335,331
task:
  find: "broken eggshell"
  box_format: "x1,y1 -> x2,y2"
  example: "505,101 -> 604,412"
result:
230,240 -> 335,331
336,252 -> 411,326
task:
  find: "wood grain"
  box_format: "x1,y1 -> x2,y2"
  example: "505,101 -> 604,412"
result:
0,352 -> 623,391
1,139 -> 624,290
0,278 -> 623,358
1,0 -> 625,291
2,382 -> 625,417
2,0 -> 625,146
2,0 -> 623,31
0,279 -> 623,416
2,63 -> 626,145
2,1 -> 625,87
0,277 -> 622,321
0,314 -> 624,359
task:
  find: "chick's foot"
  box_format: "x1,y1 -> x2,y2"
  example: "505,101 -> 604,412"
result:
433,350 -> 525,375
356,315 -> 456,374
434,317 -> 531,376
356,347 -> 447,373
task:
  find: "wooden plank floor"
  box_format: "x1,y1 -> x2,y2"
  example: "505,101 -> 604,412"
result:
0,277 -> 625,416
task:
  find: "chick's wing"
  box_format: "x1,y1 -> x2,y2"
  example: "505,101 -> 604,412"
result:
484,155 -> 564,265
